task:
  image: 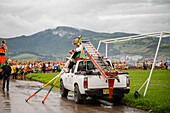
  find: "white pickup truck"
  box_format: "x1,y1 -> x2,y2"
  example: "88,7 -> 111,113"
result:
60,59 -> 130,104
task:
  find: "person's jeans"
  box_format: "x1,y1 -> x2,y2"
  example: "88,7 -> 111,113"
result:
3,75 -> 10,91
68,52 -> 79,69
13,73 -> 17,79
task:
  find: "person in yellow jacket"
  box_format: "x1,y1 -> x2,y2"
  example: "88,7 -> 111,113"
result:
124,61 -> 128,70
11,62 -> 17,79
136,60 -> 140,69
112,61 -> 115,69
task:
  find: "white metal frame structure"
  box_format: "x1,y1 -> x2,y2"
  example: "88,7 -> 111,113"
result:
97,32 -> 170,96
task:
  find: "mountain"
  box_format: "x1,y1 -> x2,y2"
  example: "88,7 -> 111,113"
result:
0,26 -> 170,61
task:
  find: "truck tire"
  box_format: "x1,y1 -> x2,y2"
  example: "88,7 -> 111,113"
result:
60,80 -> 68,97
74,85 -> 83,104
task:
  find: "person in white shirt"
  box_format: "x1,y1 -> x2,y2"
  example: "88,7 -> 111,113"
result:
64,35 -> 86,72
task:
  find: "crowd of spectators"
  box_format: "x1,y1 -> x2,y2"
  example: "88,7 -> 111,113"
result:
6,59 -> 64,79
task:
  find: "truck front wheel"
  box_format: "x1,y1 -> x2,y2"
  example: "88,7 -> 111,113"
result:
74,85 -> 83,104
60,80 -> 68,97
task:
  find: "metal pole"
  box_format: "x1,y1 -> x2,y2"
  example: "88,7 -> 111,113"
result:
144,32 -> 163,96
25,74 -> 60,102
138,78 -> 148,92
97,41 -> 101,51
25,53 -> 74,102
106,43 -> 108,58
42,75 -> 61,103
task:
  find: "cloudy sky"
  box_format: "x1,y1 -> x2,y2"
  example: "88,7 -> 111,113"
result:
0,0 -> 170,38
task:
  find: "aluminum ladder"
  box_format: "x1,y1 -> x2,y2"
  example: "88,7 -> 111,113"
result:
82,40 -> 119,98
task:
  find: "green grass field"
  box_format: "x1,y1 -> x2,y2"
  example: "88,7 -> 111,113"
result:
26,70 -> 170,113
26,72 -> 60,87
122,69 -> 170,113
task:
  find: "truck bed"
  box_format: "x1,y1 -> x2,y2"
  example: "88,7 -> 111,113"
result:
87,73 -> 128,89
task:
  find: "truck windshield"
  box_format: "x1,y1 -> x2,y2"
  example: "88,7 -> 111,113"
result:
77,60 -> 112,72
77,61 -> 86,71
77,61 -> 96,71
87,61 -> 96,70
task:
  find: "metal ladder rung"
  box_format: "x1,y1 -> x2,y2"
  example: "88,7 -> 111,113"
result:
84,44 -> 90,46
87,50 -> 96,52
82,41 -> 110,81
83,44 -> 90,45
90,53 -> 98,55
85,47 -> 93,49
85,48 -> 92,50
88,52 -> 96,54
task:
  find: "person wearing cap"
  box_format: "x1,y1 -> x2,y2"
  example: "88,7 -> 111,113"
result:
118,61 -> 122,70
143,60 -> 147,70
124,61 -> 128,70
160,60 -> 163,69
150,60 -> 153,69
146,60 -> 148,69
136,60 -> 140,69
115,61 -> 118,69
64,35 -> 87,72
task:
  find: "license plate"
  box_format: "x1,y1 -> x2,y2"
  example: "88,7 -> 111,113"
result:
103,89 -> 109,94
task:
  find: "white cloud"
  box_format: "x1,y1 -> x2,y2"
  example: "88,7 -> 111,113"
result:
0,0 -> 170,38
0,13 -> 36,37
96,13 -> 170,33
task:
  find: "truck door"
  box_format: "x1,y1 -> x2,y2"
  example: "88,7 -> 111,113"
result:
63,72 -> 70,89
86,61 -> 108,88
67,65 -> 76,91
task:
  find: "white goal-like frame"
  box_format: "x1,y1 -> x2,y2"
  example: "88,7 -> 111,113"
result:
96,32 -> 170,96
